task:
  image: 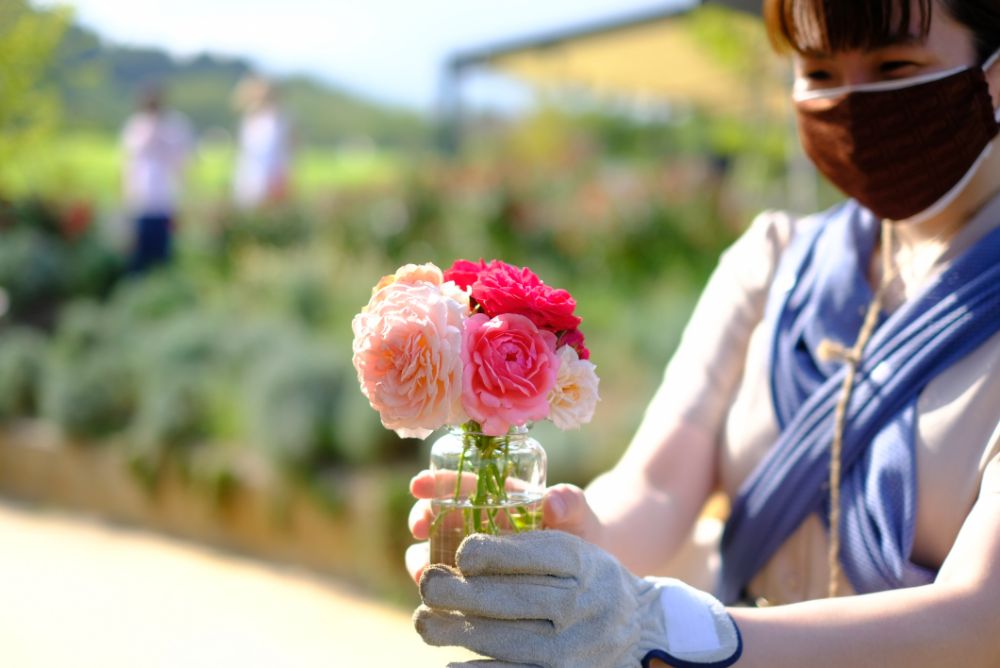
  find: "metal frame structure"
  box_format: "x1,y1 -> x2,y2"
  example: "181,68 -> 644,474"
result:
438,0 -> 768,151
437,0 -> 821,215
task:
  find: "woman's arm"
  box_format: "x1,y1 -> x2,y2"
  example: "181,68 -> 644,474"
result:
582,417 -> 717,576
580,212 -> 797,573
653,459 -> 1000,667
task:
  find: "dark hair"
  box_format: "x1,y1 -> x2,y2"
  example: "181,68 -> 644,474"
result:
138,84 -> 164,113
764,0 -> 1000,64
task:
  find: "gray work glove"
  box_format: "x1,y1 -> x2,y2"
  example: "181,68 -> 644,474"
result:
414,530 -> 741,668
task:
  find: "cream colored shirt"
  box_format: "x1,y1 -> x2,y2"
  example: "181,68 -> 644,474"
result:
648,194 -> 1000,604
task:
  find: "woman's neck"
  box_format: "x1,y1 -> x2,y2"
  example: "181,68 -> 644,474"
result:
870,143 -> 1000,311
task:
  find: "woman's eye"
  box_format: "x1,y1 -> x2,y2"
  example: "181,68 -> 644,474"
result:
805,69 -> 832,81
880,60 -> 918,74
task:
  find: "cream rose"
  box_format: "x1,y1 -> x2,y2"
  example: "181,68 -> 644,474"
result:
547,345 -> 599,430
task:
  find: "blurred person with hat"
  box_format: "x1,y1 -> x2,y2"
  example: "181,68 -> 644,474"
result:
232,74 -> 293,209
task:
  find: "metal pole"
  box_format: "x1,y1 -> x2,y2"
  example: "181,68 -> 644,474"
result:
436,60 -> 464,155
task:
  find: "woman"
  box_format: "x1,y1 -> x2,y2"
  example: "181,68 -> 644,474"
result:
408,1 -> 1000,665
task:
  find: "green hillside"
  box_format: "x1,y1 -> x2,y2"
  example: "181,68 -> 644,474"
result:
49,21 -> 429,149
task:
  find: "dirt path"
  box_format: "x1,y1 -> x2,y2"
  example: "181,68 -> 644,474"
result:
0,500 -> 478,667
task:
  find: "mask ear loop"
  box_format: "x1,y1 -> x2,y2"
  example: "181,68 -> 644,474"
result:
901,52 -> 1000,225
983,49 -> 1000,72
983,49 -> 1000,122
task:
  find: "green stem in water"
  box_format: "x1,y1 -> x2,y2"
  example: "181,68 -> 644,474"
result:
452,432 -> 471,502
497,437 -> 522,532
446,422 -> 524,538
429,432 -> 472,539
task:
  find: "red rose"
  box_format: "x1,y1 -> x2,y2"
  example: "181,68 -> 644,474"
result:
443,258 -> 488,291
471,261 -> 581,332
558,328 -> 590,360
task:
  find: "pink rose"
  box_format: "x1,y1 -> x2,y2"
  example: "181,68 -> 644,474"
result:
443,258 -> 488,291
461,313 -> 559,436
558,328 -> 590,361
471,261 -> 581,333
352,281 -> 468,439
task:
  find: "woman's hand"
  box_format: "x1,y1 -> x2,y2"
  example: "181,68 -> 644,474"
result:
405,470 -> 605,582
414,531 -> 741,667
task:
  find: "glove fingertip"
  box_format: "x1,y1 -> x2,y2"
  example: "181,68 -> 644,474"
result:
412,604 -> 449,646
453,532 -> 494,572
418,563 -> 458,596
412,604 -> 428,637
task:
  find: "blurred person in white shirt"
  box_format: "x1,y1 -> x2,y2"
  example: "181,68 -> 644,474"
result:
120,85 -> 193,273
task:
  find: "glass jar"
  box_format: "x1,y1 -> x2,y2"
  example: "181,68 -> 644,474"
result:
428,423 -> 546,567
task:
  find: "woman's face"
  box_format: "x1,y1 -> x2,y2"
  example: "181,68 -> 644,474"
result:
792,2 -> 979,92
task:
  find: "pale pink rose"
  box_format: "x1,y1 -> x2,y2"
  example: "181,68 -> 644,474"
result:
371,263 -> 441,301
369,263 -> 468,311
547,345 -> 599,430
461,313 -> 559,436
352,280 -> 468,439
391,263 -> 445,286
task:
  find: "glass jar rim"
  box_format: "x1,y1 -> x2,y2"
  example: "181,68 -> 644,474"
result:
446,422 -> 531,437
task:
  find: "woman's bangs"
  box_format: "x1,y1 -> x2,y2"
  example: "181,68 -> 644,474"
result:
764,0 -> 932,54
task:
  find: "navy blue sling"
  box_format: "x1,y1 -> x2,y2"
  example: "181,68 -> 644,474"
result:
718,200 -> 1000,604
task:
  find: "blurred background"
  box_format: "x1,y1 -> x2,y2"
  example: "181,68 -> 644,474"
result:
0,0 -> 841,664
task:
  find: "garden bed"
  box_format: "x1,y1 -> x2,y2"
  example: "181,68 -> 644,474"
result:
0,419 -> 417,603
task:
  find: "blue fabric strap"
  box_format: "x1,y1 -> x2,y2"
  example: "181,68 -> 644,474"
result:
718,201 -> 1000,604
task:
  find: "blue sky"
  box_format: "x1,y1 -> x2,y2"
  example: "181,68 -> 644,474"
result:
56,0 -> 694,110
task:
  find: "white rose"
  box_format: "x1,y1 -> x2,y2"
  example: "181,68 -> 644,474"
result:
547,345 -> 599,430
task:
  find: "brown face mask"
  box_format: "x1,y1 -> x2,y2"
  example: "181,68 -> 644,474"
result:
795,60 -> 1000,222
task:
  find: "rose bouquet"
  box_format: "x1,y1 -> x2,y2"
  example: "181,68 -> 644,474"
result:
351,259 -> 599,564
